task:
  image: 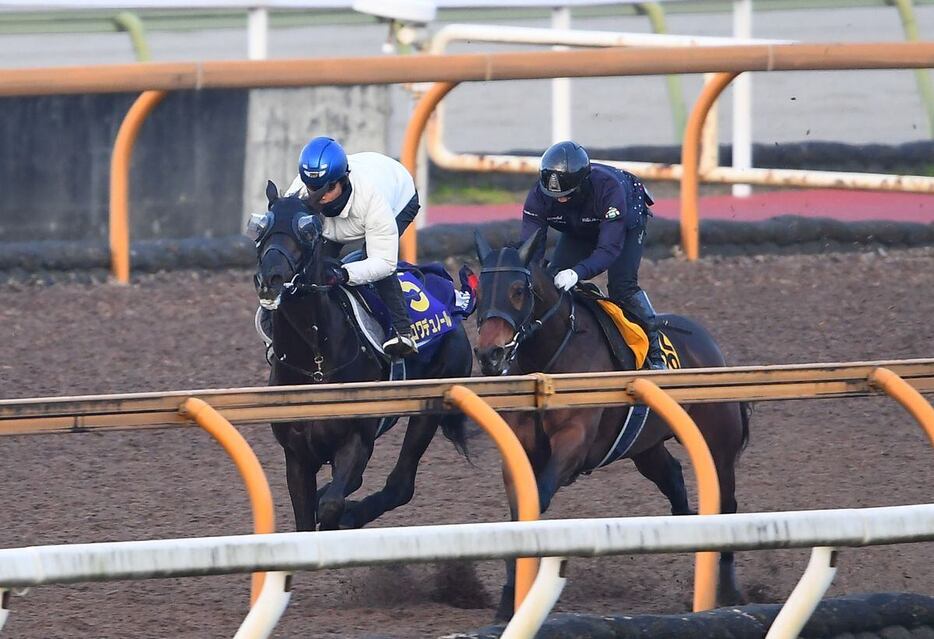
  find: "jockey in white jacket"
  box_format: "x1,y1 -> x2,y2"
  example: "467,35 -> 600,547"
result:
284,137 -> 420,359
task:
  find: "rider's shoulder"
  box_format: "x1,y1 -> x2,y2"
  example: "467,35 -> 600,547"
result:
522,183 -> 551,212
348,152 -> 408,179
589,165 -> 627,198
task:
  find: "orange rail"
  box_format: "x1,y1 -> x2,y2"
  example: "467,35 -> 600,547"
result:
869,367 -> 934,446
679,72 -> 739,262
180,397 -> 275,606
445,384 -> 540,612
629,378 -> 721,612
89,43 -> 934,277
400,81 -> 459,263
109,90 -> 168,284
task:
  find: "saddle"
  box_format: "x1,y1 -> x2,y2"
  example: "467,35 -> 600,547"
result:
349,261 -> 474,362
572,283 -> 649,371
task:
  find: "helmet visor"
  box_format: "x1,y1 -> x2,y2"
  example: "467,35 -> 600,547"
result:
539,181 -> 579,198
305,180 -> 339,208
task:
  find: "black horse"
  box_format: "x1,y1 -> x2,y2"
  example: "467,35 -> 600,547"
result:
252,181 -> 472,531
472,230 -> 750,620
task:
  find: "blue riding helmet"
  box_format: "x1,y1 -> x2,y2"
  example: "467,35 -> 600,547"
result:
298,136 -> 349,203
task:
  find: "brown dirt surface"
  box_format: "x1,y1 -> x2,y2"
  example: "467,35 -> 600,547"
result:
0,247 -> 932,638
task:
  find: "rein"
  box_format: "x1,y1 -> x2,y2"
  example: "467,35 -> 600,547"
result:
266,240 -> 378,383
273,287 -> 374,383
479,265 -> 577,373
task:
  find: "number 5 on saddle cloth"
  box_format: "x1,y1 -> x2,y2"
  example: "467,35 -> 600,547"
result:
353,262 -> 476,361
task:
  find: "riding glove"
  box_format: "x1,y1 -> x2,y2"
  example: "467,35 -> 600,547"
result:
553,269 -> 579,291
323,258 -> 350,286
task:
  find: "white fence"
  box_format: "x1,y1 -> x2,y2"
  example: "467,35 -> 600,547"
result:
1,504 -> 932,638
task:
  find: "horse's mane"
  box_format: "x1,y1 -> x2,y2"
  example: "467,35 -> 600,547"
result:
528,259 -> 561,307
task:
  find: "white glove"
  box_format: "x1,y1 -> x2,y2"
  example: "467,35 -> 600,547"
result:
553,269 -> 579,291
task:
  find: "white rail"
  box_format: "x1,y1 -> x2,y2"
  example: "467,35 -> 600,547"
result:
0,505 -> 931,637
4,505 -> 931,585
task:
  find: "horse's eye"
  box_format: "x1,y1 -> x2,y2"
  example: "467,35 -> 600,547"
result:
508,282 -> 526,310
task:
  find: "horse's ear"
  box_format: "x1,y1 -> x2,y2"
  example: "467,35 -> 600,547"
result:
474,229 -> 493,263
517,228 -> 543,266
265,180 -> 279,209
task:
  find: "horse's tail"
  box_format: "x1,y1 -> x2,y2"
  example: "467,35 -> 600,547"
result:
441,412 -> 471,461
738,401 -> 752,455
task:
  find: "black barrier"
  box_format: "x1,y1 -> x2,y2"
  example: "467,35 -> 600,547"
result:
0,216 -> 932,279
447,592 -> 934,639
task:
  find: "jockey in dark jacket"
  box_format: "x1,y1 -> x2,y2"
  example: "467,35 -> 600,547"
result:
518,140 -> 666,370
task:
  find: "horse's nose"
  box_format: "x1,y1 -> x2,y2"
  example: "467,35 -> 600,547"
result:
475,346 -> 506,375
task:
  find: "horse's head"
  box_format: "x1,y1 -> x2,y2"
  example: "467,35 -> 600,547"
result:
247,180 -> 325,310
473,229 -> 546,376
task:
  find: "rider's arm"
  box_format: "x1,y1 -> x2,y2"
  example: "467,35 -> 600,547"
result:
342,187 -> 399,286
518,187 -> 548,262
573,216 -> 626,280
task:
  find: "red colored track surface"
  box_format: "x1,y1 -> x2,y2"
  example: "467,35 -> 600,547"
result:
427,190 -> 934,226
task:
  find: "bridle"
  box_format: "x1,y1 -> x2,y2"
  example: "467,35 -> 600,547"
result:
478,264 -> 576,373
257,214 -> 374,383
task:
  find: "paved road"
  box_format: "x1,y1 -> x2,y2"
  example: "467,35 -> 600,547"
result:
0,5 -> 932,155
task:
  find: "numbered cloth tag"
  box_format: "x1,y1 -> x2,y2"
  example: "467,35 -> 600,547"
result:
659,332 -> 682,369
397,272 -> 458,345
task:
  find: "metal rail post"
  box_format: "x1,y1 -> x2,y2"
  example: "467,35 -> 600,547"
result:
109,90 -> 167,284
180,398 -> 276,605
112,12 -> 151,62
869,367 -> 934,445
629,378 -> 721,611
889,0 -> 934,137
444,385 -> 541,613
636,2 -> 687,139
680,72 -> 739,261
400,81 -> 458,264
765,547 -> 838,639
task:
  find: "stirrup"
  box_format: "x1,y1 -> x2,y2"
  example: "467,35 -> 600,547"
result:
647,349 -> 667,371
383,334 -> 418,358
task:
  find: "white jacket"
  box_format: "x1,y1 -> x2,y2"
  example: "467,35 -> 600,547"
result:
285,152 -> 416,285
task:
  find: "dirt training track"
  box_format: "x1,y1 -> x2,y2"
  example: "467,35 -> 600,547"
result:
0,248 -> 932,638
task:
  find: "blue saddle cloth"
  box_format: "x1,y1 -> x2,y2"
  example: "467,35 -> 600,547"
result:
353,262 -> 472,438
357,261 -> 470,363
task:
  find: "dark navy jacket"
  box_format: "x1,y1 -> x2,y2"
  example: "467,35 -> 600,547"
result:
519,164 -> 653,280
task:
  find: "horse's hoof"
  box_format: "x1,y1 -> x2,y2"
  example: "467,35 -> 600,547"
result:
337,499 -> 361,529
494,586 -> 515,622
717,587 -> 747,607
493,610 -> 513,624
318,500 -> 344,531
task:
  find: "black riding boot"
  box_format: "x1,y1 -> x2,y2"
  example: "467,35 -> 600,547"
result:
618,290 -> 666,370
373,274 -> 418,359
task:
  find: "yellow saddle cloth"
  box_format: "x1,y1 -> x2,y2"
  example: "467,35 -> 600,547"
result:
595,299 -> 649,369
594,299 -> 682,370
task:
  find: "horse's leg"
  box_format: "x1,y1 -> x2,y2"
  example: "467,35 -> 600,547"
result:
317,428 -> 372,531
283,446 -> 320,532
495,414 -> 590,622
341,414 -> 438,529
691,402 -> 747,606
495,484 -> 520,622
631,441 -> 692,515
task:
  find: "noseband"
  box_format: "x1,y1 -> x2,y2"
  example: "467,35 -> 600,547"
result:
478,265 -> 576,372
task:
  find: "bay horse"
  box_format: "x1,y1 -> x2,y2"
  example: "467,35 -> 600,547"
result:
252,181 -> 471,531
473,229 -> 750,620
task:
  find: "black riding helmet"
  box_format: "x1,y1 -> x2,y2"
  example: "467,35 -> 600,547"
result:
539,141 -> 591,198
